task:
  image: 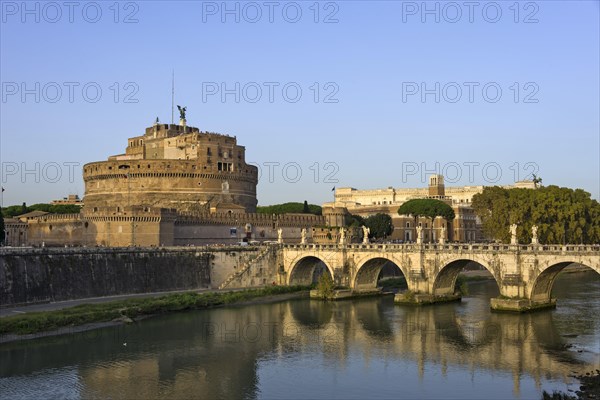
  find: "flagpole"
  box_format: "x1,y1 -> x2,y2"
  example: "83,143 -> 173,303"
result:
171,69 -> 175,125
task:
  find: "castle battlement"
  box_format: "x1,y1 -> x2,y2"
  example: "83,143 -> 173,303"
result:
30,213 -> 83,223
175,211 -> 325,228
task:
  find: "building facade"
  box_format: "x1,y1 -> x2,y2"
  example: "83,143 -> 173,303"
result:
324,174 -> 535,242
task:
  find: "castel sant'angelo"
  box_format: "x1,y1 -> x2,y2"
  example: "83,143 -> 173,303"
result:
20,111 -> 326,247
83,116 -> 259,214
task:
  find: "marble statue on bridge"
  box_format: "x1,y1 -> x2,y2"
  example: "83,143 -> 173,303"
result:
531,225 -> 539,244
439,225 -> 446,245
277,228 -> 283,244
416,225 -> 423,244
510,224 -> 518,244
301,228 -> 307,245
362,226 -> 370,244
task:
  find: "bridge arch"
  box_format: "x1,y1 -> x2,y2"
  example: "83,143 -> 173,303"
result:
288,256 -> 334,286
529,262 -> 600,302
432,259 -> 499,296
353,257 -> 408,290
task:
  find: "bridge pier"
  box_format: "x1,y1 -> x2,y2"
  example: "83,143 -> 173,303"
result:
394,292 -> 461,305
490,297 -> 557,312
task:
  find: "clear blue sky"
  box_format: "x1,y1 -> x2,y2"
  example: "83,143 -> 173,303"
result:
1,0 -> 599,207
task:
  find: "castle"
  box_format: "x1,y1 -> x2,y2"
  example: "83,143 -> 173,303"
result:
83,120 -> 258,214
4,117 -> 326,247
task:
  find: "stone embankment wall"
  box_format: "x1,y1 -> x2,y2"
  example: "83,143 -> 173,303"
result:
0,246 -> 273,307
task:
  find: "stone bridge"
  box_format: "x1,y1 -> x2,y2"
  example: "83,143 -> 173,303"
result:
281,243 -> 600,311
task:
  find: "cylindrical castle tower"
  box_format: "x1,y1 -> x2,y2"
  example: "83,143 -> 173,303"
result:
83,122 -> 258,213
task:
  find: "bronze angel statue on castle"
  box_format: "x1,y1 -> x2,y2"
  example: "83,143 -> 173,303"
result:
177,105 -> 187,120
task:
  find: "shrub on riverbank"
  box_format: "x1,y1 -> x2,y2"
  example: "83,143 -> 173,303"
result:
0,286 -> 309,336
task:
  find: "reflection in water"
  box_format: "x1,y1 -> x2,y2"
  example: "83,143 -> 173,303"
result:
0,272 -> 598,399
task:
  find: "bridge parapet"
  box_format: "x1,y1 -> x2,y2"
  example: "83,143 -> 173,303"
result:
283,243 -> 600,254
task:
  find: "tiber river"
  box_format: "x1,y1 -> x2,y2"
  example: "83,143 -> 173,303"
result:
0,271 -> 598,399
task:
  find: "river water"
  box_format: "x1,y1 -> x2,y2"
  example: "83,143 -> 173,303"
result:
1,271 -> 598,399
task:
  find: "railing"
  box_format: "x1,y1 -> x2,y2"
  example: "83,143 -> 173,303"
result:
0,244 -> 265,256
2,242 -> 597,257
282,243 -> 600,253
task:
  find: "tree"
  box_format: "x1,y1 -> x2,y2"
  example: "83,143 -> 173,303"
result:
20,202 -> 27,215
364,213 -> 393,240
315,273 -> 334,300
302,200 -> 310,214
1,203 -> 81,217
345,214 -> 365,228
257,202 -> 322,215
398,199 -> 455,242
0,208 -> 5,245
472,185 -> 600,244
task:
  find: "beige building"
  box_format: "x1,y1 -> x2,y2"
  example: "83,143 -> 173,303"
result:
51,194 -> 83,206
323,175 -> 535,242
